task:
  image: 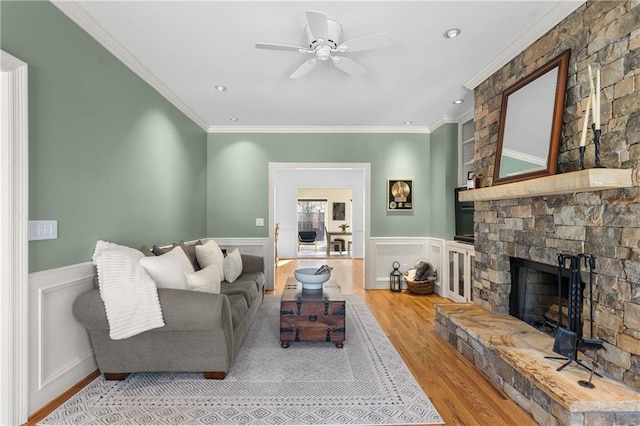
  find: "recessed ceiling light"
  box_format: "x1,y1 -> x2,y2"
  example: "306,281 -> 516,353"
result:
453,99 -> 464,105
215,85 -> 227,92
444,28 -> 461,39
404,121 -> 413,125
229,117 -> 239,122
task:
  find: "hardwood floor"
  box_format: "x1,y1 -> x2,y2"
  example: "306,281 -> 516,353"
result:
274,258 -> 536,426
28,258 -> 536,425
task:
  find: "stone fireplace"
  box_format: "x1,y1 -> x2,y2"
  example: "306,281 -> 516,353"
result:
469,1 -> 640,391
434,2 -> 640,423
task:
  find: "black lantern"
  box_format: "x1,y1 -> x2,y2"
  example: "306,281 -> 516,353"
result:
390,261 -> 402,292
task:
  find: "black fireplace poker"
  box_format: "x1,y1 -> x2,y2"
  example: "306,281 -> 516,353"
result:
546,253 -> 602,376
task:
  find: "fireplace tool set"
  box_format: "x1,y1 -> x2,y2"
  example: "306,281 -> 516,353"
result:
545,253 -> 604,379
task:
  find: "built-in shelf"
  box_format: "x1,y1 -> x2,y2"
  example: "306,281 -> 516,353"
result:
459,168 -> 635,202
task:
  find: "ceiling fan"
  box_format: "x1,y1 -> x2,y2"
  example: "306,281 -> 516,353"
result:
255,10 -> 391,78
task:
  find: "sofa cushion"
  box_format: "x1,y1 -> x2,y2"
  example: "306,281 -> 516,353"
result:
176,240 -> 203,271
185,264 -> 221,293
196,240 -> 225,281
140,246 -> 194,289
223,248 -> 243,283
151,244 -> 172,256
238,271 -> 265,292
220,280 -> 259,306
226,293 -> 249,329
139,245 -> 155,257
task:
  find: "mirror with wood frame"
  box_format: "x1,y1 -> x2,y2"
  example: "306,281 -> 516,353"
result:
493,50 -> 571,185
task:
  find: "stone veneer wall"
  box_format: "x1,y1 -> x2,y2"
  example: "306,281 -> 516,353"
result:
472,1 -> 640,389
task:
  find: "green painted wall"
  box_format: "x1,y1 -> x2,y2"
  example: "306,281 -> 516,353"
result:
206,133 -> 455,238
1,1 -> 207,272
429,123 -> 458,239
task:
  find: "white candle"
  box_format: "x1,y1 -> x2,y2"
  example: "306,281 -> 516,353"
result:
588,65 -> 596,126
580,92 -> 592,147
595,68 -> 601,130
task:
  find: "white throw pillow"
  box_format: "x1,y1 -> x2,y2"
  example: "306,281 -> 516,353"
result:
223,248 -> 243,283
185,264 -> 221,293
195,240 -> 225,281
139,246 -> 194,289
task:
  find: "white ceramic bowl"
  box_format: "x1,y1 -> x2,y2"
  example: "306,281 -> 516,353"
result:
294,268 -> 331,290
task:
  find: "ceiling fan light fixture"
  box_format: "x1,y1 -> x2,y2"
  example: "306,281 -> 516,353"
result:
214,85 -> 227,92
444,28 -> 461,39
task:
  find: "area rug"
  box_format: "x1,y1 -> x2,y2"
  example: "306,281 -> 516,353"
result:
41,295 -> 443,425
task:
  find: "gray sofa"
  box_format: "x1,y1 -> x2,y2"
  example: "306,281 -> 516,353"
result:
73,253 -> 265,380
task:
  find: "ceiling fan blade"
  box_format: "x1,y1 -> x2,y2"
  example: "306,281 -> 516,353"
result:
290,59 -> 318,79
332,56 -> 366,77
255,42 -> 309,52
338,32 -> 391,53
306,10 -> 328,41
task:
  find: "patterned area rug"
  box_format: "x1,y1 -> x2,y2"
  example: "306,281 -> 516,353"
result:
41,295 -> 443,425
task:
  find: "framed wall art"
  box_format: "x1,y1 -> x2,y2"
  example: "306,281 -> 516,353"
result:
387,179 -> 413,211
332,202 -> 346,220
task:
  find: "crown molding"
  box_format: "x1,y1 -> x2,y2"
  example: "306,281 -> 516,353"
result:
463,1 -> 584,90
427,115 -> 460,132
50,0 -> 209,131
207,125 -> 431,134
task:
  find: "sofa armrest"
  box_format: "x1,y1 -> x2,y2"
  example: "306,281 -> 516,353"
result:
73,288 -> 233,332
241,254 -> 264,273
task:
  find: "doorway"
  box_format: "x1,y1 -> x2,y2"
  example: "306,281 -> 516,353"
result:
269,163 -> 370,287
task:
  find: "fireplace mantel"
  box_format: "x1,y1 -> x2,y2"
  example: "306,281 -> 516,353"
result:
459,168 -> 635,202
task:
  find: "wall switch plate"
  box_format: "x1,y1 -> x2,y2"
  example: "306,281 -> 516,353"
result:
29,220 -> 58,241
256,218 -> 264,227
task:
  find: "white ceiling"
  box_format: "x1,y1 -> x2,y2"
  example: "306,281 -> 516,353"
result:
53,1 -> 583,133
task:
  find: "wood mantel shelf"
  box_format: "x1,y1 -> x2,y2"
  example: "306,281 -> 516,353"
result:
459,168 -> 635,202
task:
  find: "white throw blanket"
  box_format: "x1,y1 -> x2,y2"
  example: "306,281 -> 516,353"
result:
93,241 -> 165,340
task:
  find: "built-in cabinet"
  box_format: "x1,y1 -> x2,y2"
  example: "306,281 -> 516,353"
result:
445,241 -> 475,302
458,113 -> 475,187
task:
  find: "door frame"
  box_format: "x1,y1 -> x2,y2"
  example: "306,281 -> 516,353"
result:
1,50 -> 30,424
269,163 -> 371,285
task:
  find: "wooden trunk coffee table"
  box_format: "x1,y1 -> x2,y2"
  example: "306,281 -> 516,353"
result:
280,277 -> 346,348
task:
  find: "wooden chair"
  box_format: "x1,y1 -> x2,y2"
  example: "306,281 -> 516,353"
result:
325,227 -> 343,255
297,231 -> 318,252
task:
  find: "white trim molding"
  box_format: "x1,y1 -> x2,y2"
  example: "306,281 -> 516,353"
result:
0,49 -> 29,426
28,263 -> 98,414
50,0 -> 209,131
464,1 -> 584,90
208,125 -> 431,134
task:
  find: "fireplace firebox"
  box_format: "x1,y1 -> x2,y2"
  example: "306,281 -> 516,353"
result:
508,257 -> 583,337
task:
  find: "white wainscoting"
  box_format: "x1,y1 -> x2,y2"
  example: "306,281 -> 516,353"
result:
26,238 -> 271,415
366,237 -> 446,294
28,262 -> 98,414
204,238 -> 272,291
